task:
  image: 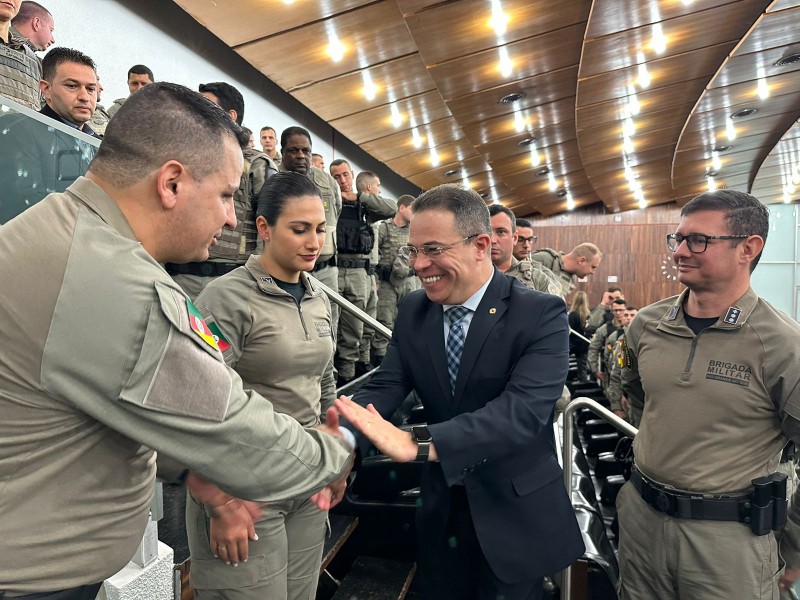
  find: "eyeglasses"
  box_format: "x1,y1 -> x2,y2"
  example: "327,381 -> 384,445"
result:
666,233 -> 750,254
517,235 -> 537,244
399,234 -> 480,260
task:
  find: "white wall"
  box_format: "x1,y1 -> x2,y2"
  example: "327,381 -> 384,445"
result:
41,0 -> 416,198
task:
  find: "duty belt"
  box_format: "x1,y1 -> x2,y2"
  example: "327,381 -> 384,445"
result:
376,265 -> 416,282
312,256 -> 337,272
631,466 -> 788,536
165,261 -> 241,277
339,258 -> 370,270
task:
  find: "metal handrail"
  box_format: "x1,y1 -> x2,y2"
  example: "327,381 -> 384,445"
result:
309,276 -> 393,341
560,397 -> 638,600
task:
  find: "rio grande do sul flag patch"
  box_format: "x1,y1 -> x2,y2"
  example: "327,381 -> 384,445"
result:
207,321 -> 231,353
186,298 -> 220,351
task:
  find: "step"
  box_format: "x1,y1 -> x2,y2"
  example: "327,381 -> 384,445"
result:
321,514 -> 359,572
331,556 -> 416,600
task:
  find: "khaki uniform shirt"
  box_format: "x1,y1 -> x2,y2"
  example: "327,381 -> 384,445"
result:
505,256 -> 563,296
622,287 -> 800,565
305,166 -> 341,262
530,249 -> 575,297
194,256 -> 336,427
0,177 -> 351,594
338,191 -> 396,261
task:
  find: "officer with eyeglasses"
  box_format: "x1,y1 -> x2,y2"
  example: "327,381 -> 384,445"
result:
618,189 -> 800,599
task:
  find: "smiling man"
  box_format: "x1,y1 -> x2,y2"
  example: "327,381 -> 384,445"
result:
335,184 -> 583,599
38,46 -> 99,137
619,189 -> 800,599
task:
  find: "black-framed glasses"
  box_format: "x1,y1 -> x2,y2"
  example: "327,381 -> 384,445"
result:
399,234 -> 480,260
517,235 -> 537,244
666,233 -> 750,254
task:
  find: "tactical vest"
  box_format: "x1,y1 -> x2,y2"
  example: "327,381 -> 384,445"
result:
0,36 -> 41,111
377,219 -> 410,268
209,152 -> 275,263
337,200 -> 374,255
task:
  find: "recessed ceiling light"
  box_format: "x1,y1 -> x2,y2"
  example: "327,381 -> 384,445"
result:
536,167 -> 551,176
706,169 -> 720,177
774,53 -> 800,68
479,192 -> 489,199
730,107 -> 758,119
444,169 -> 460,177
517,137 -> 536,147
713,144 -> 732,153
556,188 -> 567,197
499,91 -> 526,104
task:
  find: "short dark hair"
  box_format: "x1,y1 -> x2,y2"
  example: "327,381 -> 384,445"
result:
11,1 -> 51,25
626,306 -> 638,312
312,153 -> 323,160
355,171 -> 377,193
89,82 -> 242,188
260,126 -> 275,134
488,204 -> 516,232
127,64 -> 154,81
198,82 -> 245,125
608,286 -> 623,294
256,171 -> 321,226
516,217 -> 532,229
329,158 -> 349,173
397,194 -> 415,208
413,185 -> 491,237
681,189 -> 769,271
41,47 -> 95,82
612,299 -> 627,308
281,125 -> 312,149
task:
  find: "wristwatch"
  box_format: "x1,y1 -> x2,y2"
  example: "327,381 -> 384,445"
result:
411,426 -> 433,462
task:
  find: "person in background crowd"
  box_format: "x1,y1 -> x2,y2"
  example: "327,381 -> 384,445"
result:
10,0 -> 53,51
260,125 -> 281,163
107,63 -> 153,118
512,217 -> 536,261
38,46 -> 98,136
568,290 -> 591,381
189,172 -> 345,599
312,152 -> 324,170
586,286 -> 624,337
531,242 -> 602,297
0,0 -> 42,110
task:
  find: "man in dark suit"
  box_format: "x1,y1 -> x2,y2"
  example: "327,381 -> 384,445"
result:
336,185 -> 584,599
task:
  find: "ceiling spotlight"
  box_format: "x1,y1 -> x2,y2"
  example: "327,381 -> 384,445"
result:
756,67 -> 769,100
774,52 -> 800,68
499,91 -> 526,104
637,60 -> 651,89
711,151 -> 722,171
725,118 -> 737,141
731,107 -> 758,119
326,32 -> 345,63
556,188 -> 567,197
390,103 -> 403,128
488,0 -> 510,37
498,46 -> 513,78
362,71 -> 377,101
517,137 -> 537,147
444,169 -> 461,178
713,144 -> 732,153
706,168 -> 720,177
536,167 -> 551,177
547,171 -> 557,192
651,23 -> 667,55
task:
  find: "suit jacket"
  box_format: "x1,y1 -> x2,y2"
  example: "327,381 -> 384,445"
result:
352,268 -> 584,583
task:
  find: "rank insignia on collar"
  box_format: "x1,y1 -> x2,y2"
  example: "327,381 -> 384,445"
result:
260,276 -> 273,284
667,305 -> 680,321
724,306 -> 742,325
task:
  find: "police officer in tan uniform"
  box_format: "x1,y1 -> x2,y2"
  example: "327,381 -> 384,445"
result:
530,242 -> 602,297
0,83 -> 351,599
329,161 -> 396,384
488,204 -> 562,296
280,126 -> 343,337
0,0 -> 41,111
371,194 -> 420,365
167,82 -> 277,299
619,190 -> 800,599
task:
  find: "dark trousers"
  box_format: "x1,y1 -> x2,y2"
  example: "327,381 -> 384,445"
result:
417,487 -> 543,600
1,583 -> 103,600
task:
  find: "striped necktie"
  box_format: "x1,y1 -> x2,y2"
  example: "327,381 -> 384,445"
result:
445,306 -> 471,396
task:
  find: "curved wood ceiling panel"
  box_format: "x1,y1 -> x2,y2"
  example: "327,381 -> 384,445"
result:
174,0 -> 800,216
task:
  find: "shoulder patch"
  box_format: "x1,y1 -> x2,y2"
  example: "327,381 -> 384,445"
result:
207,321 -> 231,352
186,298 -> 220,351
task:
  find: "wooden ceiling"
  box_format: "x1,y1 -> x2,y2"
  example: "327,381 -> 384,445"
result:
173,0 -> 800,216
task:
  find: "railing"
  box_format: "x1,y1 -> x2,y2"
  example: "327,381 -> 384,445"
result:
561,397 -> 638,600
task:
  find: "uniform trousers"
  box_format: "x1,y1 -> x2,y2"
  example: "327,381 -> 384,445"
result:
187,493 -> 328,600
335,266 -> 370,379
617,481 -> 781,600
358,274 -> 378,364
372,276 -> 420,358
416,486 -> 543,600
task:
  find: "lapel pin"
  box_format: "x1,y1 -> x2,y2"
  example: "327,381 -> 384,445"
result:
489,308 -> 497,314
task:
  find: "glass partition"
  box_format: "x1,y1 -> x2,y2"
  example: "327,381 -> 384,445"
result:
0,96 -> 100,224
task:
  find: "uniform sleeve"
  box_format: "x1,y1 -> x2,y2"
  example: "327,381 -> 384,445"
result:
607,359 -> 623,411
621,315 -> 646,412
361,192 -> 397,221
586,304 -> 607,331
587,325 -> 606,374
428,294 -> 569,486
41,278 -> 352,502
319,295 -> 336,421
249,157 -> 268,203
194,277 -> 251,368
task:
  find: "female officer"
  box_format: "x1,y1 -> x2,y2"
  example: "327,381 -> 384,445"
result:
187,171 -> 338,599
